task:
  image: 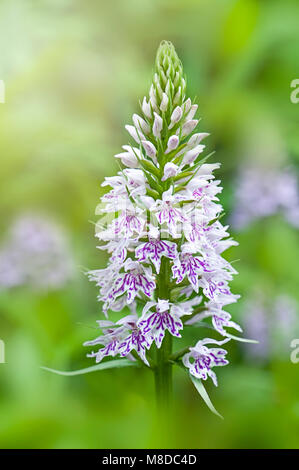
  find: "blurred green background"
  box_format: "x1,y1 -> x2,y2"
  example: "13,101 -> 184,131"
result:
1,0 -> 299,449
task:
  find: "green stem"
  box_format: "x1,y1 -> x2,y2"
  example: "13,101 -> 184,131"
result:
154,332 -> 173,413
154,257 -> 173,414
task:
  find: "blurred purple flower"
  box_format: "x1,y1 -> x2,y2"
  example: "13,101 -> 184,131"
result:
231,166 -> 299,230
242,293 -> 299,362
243,297 -> 270,362
0,214 -> 75,290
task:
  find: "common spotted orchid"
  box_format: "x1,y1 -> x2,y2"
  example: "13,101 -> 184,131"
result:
80,41 -> 250,416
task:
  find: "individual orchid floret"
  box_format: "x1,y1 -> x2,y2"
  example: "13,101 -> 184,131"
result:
172,244 -> 213,292
117,316 -> 153,366
139,299 -> 183,348
107,205 -> 146,239
150,188 -> 187,237
185,104 -> 198,121
181,144 -> 205,167
149,84 -> 158,112
114,146 -> 140,168
135,231 -> 177,273
111,259 -> 155,305
84,314 -> 152,366
183,338 -> 230,386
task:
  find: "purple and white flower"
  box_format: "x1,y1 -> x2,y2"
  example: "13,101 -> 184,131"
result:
111,259 -> 155,305
139,299 -> 183,347
183,338 -> 230,385
136,237 -> 177,273
150,188 -> 187,237
84,314 -> 153,365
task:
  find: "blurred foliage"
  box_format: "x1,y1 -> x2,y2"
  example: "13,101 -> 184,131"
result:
0,0 -> 299,449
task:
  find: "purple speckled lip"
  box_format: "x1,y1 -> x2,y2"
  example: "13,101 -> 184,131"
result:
136,238 -> 177,273
139,307 -> 183,348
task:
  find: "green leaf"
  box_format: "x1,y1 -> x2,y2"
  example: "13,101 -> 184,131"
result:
41,359 -> 140,376
225,333 -> 258,344
190,375 -> 223,419
173,171 -> 193,182
140,159 -> 160,178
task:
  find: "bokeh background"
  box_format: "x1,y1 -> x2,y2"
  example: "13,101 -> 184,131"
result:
1,0 -> 299,449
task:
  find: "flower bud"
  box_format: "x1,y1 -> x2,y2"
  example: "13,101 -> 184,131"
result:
133,113 -> 150,134
185,104 -> 198,121
182,144 -> 205,166
125,124 -> 145,143
187,132 -> 209,147
181,119 -> 198,137
165,79 -> 171,95
153,112 -> 163,139
165,135 -> 179,154
162,162 -> 179,181
160,93 -> 169,112
168,106 -> 182,129
142,97 -> 152,119
114,150 -> 138,168
149,85 -> 158,112
173,86 -> 182,105
142,140 -> 157,158
183,98 -> 192,114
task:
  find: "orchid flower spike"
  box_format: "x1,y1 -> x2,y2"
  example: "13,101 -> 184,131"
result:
84,40 -> 244,416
